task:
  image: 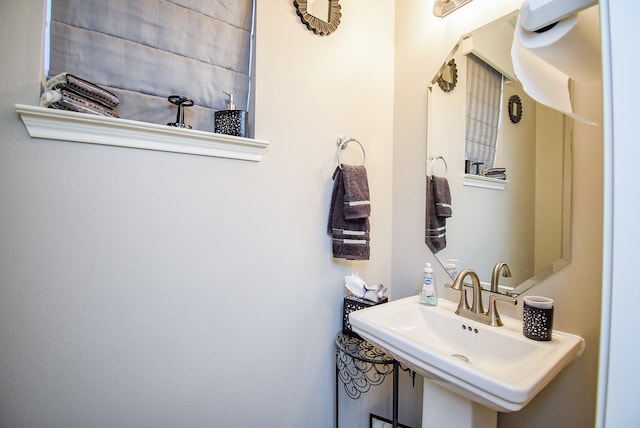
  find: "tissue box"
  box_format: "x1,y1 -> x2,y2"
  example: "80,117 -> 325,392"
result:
342,295 -> 388,336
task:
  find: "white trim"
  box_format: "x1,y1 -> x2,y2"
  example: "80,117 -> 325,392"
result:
15,104 -> 270,162
342,230 -> 366,236
346,200 -> 370,207
342,239 -> 368,245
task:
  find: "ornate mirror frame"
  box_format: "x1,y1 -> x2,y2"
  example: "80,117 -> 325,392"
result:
436,59 -> 458,93
508,95 -> 523,123
294,0 -> 342,36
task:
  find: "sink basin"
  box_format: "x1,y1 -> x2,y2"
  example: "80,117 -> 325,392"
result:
349,296 -> 584,412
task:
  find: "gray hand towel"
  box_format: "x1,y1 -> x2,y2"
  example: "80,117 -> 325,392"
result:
331,235 -> 370,261
41,89 -> 120,118
328,167 -> 370,260
426,175 -> 447,253
44,73 -> 120,109
341,164 -> 371,220
432,175 -> 452,218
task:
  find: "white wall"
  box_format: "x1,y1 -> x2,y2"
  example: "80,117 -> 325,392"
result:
597,0 -> 640,426
0,1 -> 396,427
393,1 -> 603,427
534,104 -> 566,272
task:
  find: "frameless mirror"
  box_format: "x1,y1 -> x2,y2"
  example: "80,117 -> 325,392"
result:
426,10 -> 572,296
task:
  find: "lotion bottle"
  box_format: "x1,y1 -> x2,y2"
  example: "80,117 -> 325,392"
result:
420,262 -> 438,306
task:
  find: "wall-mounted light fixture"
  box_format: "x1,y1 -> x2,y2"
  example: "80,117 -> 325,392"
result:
433,0 -> 473,18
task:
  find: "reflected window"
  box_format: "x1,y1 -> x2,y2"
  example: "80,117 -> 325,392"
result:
465,55 -> 504,172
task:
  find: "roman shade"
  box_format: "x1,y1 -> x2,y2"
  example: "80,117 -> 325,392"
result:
465,54 -> 504,170
48,0 -> 254,133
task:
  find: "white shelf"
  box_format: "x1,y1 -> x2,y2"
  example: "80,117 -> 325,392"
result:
15,104 -> 269,162
463,174 -> 509,190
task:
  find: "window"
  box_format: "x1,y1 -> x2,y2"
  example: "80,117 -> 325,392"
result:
465,54 -> 504,171
46,0 -> 254,134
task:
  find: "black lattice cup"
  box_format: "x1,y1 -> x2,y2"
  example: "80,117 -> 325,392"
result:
523,296 -> 554,341
342,295 -> 388,337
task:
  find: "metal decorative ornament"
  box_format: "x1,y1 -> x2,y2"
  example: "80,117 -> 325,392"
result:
335,333 -> 394,399
293,0 -> 342,36
508,95 -> 523,123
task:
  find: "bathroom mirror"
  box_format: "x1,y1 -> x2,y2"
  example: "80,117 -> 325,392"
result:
426,11 -> 572,296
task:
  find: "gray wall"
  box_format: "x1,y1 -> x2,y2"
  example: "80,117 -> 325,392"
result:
0,1 -> 400,427
0,0 -> 606,427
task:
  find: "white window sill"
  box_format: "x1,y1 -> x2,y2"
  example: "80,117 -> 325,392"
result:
15,104 -> 269,162
463,174 -> 508,190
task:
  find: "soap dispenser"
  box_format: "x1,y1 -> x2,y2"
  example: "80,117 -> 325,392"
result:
420,262 -> 438,306
214,91 -> 248,137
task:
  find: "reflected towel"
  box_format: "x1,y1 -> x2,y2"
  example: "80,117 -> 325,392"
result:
328,166 -> 370,260
341,164 -> 371,220
426,175 -> 447,253
432,175 -> 452,218
482,167 -> 507,180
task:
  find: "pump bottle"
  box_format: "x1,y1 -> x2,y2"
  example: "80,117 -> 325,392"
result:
214,91 -> 248,137
419,262 -> 438,306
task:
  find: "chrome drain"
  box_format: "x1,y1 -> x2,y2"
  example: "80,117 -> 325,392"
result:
451,353 -> 470,363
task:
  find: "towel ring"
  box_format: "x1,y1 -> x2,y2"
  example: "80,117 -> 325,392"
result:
337,136 -> 366,169
428,156 -> 448,177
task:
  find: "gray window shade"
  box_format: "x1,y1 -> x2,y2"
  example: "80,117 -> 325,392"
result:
465,54 -> 503,170
48,0 -> 254,132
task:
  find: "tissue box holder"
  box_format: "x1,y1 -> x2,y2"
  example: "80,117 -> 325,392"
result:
342,295 -> 388,337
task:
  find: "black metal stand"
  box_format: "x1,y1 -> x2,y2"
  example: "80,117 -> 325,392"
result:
335,332 -> 413,428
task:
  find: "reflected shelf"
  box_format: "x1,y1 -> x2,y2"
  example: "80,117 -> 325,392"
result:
463,174 -> 509,191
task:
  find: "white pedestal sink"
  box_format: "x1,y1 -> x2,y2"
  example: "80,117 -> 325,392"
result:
349,296 -> 584,428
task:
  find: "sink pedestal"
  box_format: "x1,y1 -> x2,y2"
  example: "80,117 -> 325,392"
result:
422,380 -> 497,428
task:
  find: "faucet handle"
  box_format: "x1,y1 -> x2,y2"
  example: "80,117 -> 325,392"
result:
487,295 -> 517,327
445,281 -> 471,314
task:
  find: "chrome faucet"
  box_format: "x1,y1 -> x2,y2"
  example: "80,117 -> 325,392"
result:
448,268 -> 516,327
490,262 -> 512,293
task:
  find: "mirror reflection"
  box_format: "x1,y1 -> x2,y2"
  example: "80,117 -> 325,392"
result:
426,10 -> 572,296
307,0 -> 330,22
